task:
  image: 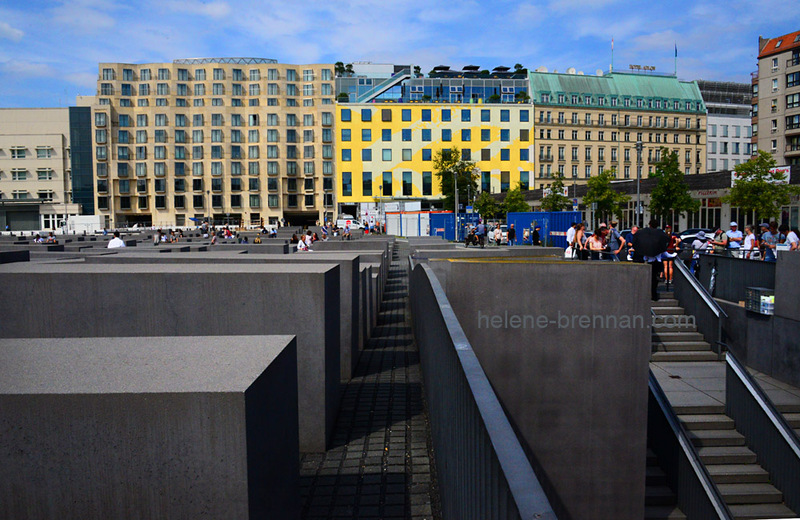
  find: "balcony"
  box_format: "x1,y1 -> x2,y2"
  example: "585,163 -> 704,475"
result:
787,57 -> 800,68
538,155 -> 553,162
787,144 -> 800,155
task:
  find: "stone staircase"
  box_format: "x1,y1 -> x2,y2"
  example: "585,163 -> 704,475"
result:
645,449 -> 686,520
651,294 -> 718,363
649,293 -> 798,519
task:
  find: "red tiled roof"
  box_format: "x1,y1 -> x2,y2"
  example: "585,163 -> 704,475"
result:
758,30 -> 800,58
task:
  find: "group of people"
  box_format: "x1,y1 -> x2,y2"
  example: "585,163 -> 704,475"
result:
33,232 -> 58,244
565,218 -> 799,301
687,221 -> 799,263
566,221 -> 632,262
291,230 -> 321,251
464,221 -> 542,247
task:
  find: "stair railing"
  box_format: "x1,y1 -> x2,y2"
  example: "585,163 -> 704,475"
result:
672,259 -> 728,358
725,350 -> 800,513
648,371 -> 734,520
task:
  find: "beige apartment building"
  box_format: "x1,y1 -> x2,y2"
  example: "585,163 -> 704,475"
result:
91,58 -> 336,228
0,108 -> 83,231
528,70 -> 707,189
754,30 -> 800,165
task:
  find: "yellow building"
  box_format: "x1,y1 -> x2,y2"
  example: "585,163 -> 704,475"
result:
335,103 -> 534,212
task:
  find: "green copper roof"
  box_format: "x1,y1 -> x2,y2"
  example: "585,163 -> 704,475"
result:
528,71 -> 706,113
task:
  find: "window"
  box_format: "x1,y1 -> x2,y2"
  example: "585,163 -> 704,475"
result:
342,172 -> 352,196
481,129 -> 490,141
382,171 -> 392,195
382,129 -> 392,142
382,149 -> 392,161
342,149 -> 351,161
361,109 -> 372,122
788,72 -> 800,88
422,129 -> 431,142
500,109 -> 510,122
520,110 -> 529,122
401,109 -> 411,122
481,109 -> 490,122
500,149 -> 510,161
401,129 -> 411,142
341,129 -> 351,142
500,129 -> 509,142
773,78 -> 779,92
461,109 -> 471,122
362,149 -> 372,161
341,109 -> 351,122
362,129 -> 372,142
787,93 -> 800,109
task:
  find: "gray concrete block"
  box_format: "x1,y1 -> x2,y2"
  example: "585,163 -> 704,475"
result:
0,335 -> 299,520
0,250 -> 29,264
434,259 -> 651,520
0,263 -> 340,452
775,253 -> 800,321
82,252 -> 364,382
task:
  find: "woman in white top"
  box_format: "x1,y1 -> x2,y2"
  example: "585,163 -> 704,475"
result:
787,227 -> 799,251
743,225 -> 758,259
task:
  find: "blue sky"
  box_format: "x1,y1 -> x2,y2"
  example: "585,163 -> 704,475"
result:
0,0 -> 798,107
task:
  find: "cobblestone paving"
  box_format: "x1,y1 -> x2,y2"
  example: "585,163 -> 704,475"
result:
300,243 -> 441,520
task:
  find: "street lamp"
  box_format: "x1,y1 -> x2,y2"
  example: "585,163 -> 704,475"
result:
454,169 -> 459,242
635,140 -> 643,227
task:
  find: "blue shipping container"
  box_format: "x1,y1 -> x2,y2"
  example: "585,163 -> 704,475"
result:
506,211 -> 581,248
429,212 -> 483,241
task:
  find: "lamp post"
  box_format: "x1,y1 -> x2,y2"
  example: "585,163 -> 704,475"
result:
635,140 -> 643,227
454,169 -> 459,242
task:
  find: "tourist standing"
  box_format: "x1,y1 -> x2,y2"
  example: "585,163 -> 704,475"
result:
632,219 -> 669,301
743,225 -> 758,259
726,222 -> 743,258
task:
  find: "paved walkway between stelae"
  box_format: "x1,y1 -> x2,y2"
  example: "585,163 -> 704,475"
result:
300,242 -> 441,520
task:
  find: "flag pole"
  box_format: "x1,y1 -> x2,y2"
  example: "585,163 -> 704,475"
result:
611,37 -> 614,72
674,42 -> 677,76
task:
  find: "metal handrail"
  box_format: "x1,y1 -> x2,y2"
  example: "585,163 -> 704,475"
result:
727,351 -> 800,454
725,350 -> 800,512
649,371 -> 734,520
674,257 -> 728,320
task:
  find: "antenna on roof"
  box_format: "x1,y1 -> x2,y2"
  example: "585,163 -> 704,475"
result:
611,37 -> 614,72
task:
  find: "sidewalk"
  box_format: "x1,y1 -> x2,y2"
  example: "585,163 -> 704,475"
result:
299,243 -> 441,519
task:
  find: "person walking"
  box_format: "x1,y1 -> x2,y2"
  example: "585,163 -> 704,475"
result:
507,224 -> 516,246
632,219 -> 669,301
607,221 -> 624,261
662,225 -> 681,286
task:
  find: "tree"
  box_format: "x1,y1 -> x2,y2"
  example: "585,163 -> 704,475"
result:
514,63 -> 524,72
337,92 -> 350,102
433,147 -> 478,211
722,150 -> 800,221
501,184 -> 531,215
334,62 -> 345,76
473,191 -> 499,219
540,173 -> 571,211
649,148 -> 700,223
344,63 -> 354,75
515,90 -> 530,102
413,65 -> 421,76
583,169 -> 630,222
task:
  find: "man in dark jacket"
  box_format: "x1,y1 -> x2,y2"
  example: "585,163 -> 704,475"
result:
632,219 -> 669,301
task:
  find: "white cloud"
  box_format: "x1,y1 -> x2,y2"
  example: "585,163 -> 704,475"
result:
0,21 -> 23,41
51,1 -> 116,32
64,72 -> 98,89
166,0 -> 231,18
1,60 -> 55,77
